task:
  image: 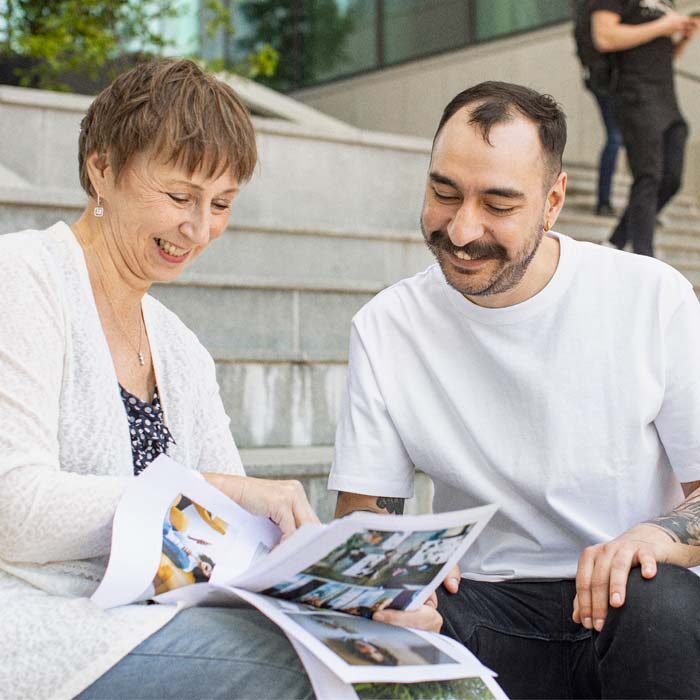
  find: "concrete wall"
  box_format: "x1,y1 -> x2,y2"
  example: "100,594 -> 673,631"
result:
294,2 -> 700,198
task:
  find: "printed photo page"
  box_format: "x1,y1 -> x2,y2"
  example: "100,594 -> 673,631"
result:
91,455 -> 281,609
93,456 -> 496,618
237,590 -> 498,686
289,636 -> 508,700
222,504 -> 497,616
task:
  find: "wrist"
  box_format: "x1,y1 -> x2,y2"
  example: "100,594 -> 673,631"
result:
203,472 -> 245,503
627,521 -> 675,542
628,523 -> 700,567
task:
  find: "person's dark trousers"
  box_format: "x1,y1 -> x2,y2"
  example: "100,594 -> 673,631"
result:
609,85 -> 688,257
592,90 -> 623,210
438,564 -> 700,699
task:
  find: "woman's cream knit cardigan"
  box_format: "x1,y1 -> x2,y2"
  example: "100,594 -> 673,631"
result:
0,222 -> 245,700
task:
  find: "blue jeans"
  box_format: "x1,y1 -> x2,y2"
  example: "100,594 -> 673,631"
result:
78,605 -> 314,699
438,564 -> 700,699
592,91 -> 623,209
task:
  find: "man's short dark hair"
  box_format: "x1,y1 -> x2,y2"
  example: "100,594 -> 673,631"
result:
434,81 -> 567,185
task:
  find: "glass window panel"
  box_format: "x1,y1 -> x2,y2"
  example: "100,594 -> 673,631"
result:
475,0 -> 571,42
382,0 -> 471,65
229,1 -> 377,91
158,2 -> 202,57
309,0 -> 378,84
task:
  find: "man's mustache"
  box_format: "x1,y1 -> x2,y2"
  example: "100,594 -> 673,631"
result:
427,229 -> 508,261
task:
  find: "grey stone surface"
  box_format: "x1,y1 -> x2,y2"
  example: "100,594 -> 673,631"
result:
241,444 -> 434,522
302,472 -> 435,523
0,104 -> 44,185
232,130 -> 428,233
151,284 -> 296,360
184,228 -> 394,290
217,361 -> 347,447
0,203 -> 80,234
299,291 -> 374,359
42,110 -> 83,190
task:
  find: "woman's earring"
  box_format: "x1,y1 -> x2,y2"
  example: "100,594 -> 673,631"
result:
94,194 -> 104,218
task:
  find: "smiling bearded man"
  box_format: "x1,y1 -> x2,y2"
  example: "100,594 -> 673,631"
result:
329,81 -> 700,699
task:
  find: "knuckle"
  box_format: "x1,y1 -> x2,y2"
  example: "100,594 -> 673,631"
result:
601,542 -> 618,557
590,576 -> 609,591
611,553 -> 630,568
576,579 -> 592,593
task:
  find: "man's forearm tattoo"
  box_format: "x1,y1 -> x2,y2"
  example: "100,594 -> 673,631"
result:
376,497 -> 405,515
647,494 -> 700,545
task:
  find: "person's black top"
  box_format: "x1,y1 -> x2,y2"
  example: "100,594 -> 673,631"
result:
589,0 -> 675,87
119,384 -> 176,475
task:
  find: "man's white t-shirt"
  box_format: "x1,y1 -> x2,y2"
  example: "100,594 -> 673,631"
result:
329,233 -> 700,580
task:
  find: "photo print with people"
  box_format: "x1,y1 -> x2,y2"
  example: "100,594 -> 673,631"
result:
150,494 -> 230,595
262,525 -> 471,615
288,611 -> 460,668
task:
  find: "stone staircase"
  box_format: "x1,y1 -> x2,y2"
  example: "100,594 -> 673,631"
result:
559,164 -> 700,275
1,85 -> 699,521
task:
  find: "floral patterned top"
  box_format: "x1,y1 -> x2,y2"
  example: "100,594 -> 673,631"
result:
119,384 -> 176,475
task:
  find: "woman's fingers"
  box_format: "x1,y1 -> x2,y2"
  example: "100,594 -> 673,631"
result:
207,473 -> 320,537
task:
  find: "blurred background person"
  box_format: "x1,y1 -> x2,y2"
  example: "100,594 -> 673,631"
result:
592,0 -> 699,256
574,0 -> 624,218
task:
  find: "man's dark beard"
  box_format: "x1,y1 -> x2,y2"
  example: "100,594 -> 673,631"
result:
423,223 -> 544,298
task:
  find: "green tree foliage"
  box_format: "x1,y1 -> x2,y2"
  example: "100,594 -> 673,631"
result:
236,0 -> 355,91
0,0 -> 278,91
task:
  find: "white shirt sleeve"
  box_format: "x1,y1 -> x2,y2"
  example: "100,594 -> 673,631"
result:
655,280 -> 700,484
328,322 -> 415,498
0,250 -> 129,564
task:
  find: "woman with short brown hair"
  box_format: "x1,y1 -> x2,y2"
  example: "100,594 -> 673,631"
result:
0,58 -> 314,699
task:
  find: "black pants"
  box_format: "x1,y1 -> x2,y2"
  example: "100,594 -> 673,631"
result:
438,564 -> 700,699
610,84 -> 688,257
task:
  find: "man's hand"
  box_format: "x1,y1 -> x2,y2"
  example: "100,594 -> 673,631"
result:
572,523 -> 675,632
574,481 -> 700,631
373,591 -> 443,633
657,12 -> 697,38
443,564 -> 461,594
373,565 -> 460,633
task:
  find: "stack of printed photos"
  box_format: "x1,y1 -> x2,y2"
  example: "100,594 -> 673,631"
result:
93,456 -> 507,700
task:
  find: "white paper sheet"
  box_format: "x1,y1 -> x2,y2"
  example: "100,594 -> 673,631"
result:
91,455 -> 279,608
235,590 -> 494,685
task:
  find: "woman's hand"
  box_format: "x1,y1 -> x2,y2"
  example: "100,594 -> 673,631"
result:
204,473 -> 320,538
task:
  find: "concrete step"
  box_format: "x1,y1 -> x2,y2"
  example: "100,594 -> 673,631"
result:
177,225 -> 432,293
240,445 -> 433,521
241,445 -> 336,521
151,284 -> 373,363
0,85 -> 431,233
564,193 -> 699,222
557,211 -> 700,244
216,360 -> 346,449
565,164 -> 697,211
656,232 -> 700,253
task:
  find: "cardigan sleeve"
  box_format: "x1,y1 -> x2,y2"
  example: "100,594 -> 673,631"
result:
0,244 -> 129,564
